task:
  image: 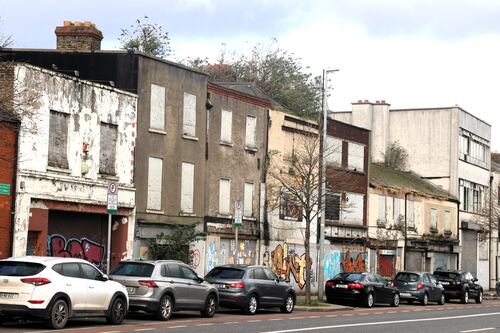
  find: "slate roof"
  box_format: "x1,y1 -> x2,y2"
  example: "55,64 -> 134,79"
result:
370,163 -> 458,202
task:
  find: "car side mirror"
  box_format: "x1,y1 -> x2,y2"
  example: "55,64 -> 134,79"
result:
100,274 -> 109,282
197,276 -> 204,283
473,278 -> 478,282
278,276 -> 285,282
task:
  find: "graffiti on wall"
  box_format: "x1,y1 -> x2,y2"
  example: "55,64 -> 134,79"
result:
341,250 -> 366,273
323,250 -> 342,280
205,237 -> 257,273
190,249 -> 201,269
48,234 -> 105,267
323,249 -> 367,281
263,243 -> 312,289
377,255 -> 395,277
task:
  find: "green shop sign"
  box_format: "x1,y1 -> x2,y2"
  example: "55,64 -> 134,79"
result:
0,183 -> 11,196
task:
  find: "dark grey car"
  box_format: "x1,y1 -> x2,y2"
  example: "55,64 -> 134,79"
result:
393,271 -> 445,305
109,260 -> 218,320
205,265 -> 296,315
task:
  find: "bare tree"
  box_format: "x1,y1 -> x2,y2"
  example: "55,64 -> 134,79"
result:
384,141 -> 409,170
472,185 -> 500,234
0,18 -> 13,49
119,16 -> 172,58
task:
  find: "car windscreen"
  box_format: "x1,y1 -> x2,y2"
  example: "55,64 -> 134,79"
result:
0,261 -> 45,276
395,272 -> 420,282
205,267 -> 245,279
433,271 -> 460,280
110,262 -> 155,277
333,273 -> 365,281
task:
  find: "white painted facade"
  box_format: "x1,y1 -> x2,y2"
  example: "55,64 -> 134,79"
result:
12,64 -> 137,260
332,102 -> 491,287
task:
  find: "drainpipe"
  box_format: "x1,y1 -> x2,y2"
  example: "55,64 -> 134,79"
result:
489,175 -> 494,289
404,192 -> 409,270
456,201 -> 460,270
9,124 -> 19,257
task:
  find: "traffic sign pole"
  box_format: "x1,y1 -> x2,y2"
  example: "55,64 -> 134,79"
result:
234,200 -> 243,265
106,183 -> 118,274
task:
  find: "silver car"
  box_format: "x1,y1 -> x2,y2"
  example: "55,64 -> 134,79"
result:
109,260 -> 218,320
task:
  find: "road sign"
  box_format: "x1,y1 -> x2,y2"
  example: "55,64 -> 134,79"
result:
234,200 -> 243,227
0,183 -> 11,196
107,182 -> 118,214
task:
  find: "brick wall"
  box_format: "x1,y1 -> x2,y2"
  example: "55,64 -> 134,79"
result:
55,21 -> 103,52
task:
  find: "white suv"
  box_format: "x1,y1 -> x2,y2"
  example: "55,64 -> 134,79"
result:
0,256 -> 128,329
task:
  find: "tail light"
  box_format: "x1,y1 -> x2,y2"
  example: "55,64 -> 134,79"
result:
21,278 -> 51,286
228,282 -> 245,289
28,300 -> 45,304
138,280 -> 158,288
348,282 -> 364,289
417,282 -> 424,290
325,281 -> 335,287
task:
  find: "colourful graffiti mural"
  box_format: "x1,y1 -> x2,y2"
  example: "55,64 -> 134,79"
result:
323,249 -> 367,281
341,250 -> 366,273
323,250 -> 342,280
205,237 -> 257,273
263,243 -> 312,289
48,234 -> 105,267
377,255 -> 395,277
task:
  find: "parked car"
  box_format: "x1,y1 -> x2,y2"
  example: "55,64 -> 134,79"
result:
0,256 -> 128,329
433,270 -> 483,304
325,272 -> 400,308
109,260 -> 218,321
393,271 -> 445,305
204,265 -> 296,315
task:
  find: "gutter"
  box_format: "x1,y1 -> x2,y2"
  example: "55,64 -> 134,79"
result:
9,124 -> 19,257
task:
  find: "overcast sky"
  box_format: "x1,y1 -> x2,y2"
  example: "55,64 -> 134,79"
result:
2,0 -> 499,150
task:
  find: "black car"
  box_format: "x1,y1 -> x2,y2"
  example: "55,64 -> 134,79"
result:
205,265 -> 296,315
393,271 -> 445,305
325,272 -> 400,308
433,270 -> 483,304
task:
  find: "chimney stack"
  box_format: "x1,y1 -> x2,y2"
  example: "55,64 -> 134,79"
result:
55,21 -> 103,52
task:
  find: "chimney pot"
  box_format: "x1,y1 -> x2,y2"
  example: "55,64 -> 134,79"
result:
357,99 -> 362,103
364,99 -> 369,103
381,100 -> 386,104
376,100 -> 380,104
55,21 -> 103,52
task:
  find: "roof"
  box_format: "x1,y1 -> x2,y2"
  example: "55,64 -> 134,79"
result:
213,82 -> 284,109
370,163 -> 458,202
0,106 -> 19,123
492,153 -> 500,173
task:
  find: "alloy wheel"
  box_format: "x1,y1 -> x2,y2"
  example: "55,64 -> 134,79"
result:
249,296 -> 258,314
367,293 -> 374,307
160,297 -> 172,319
113,299 -> 125,322
207,296 -> 216,316
285,295 -> 294,312
393,293 -> 400,307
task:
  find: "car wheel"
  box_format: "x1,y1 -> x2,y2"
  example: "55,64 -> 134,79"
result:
156,295 -> 173,321
391,293 -> 400,307
438,293 -> 445,305
364,292 -> 374,308
421,293 -> 428,306
476,290 -> 483,304
461,290 -> 469,304
106,297 -> 126,325
201,294 -> 217,318
244,294 -> 258,315
46,299 -> 69,329
280,294 -> 295,313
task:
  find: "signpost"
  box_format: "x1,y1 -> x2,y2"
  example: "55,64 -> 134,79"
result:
0,183 -> 11,196
106,182 -> 118,274
234,200 -> 243,264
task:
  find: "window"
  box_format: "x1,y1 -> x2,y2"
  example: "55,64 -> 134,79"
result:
262,268 -> 278,281
181,162 -> 195,213
220,109 -> 232,144
80,264 -> 101,280
444,210 -> 452,233
393,198 -> 401,225
150,84 -> 165,131
245,115 -> 256,149
183,92 -> 197,137
147,157 -> 163,211
326,136 -> 342,166
164,264 -> 183,278
99,122 -> 117,175
110,262 -> 154,277
325,193 -> 340,221
347,142 -> 365,172
459,179 -> 485,213
430,208 -> 438,231
459,128 -> 489,168
48,110 -> 69,169
180,266 -> 198,280
0,262 -> 45,276
219,178 -> 231,214
407,200 -> 415,228
279,190 -> 302,221
342,193 -> 364,225
377,195 -> 386,224
205,267 -> 245,279
253,268 -> 267,280
60,263 -> 81,278
244,182 -> 254,217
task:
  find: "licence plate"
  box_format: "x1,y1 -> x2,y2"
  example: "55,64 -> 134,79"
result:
0,292 -> 18,299
335,284 -> 348,289
400,292 -> 411,297
440,281 -> 450,285
126,287 -> 136,294
214,284 -> 226,289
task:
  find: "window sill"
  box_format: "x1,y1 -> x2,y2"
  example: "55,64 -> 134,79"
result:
98,174 -> 119,181
46,166 -> 71,174
180,212 -> 196,217
146,209 -> 164,215
220,141 -> 234,147
430,229 -> 438,234
245,146 -> 258,152
217,214 -> 232,218
149,128 -> 167,135
243,216 -> 256,221
183,134 -> 199,141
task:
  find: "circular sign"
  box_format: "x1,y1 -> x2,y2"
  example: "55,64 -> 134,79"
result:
108,183 -> 117,194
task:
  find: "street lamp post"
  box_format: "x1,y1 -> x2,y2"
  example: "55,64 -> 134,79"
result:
318,68 -> 338,302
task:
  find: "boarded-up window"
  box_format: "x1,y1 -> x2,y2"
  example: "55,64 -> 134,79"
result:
325,193 -> 340,221
444,210 -> 452,232
219,178 -> 231,214
99,122 -> 117,175
342,193 -> 364,225
244,182 -> 254,217
221,109 -> 232,143
348,142 -> 364,172
245,115 -> 256,148
430,208 -> 438,231
377,195 -> 386,223
407,200 -> 415,228
48,111 -> 69,169
147,157 -> 163,210
183,93 -> 196,137
150,84 -> 165,131
181,162 -> 195,213
393,197 -> 401,224
279,189 -> 302,221
326,136 -> 342,166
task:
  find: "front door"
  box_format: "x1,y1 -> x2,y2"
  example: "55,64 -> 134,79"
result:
179,265 -> 206,309
262,268 -> 287,305
55,263 -> 88,310
80,263 -> 109,310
